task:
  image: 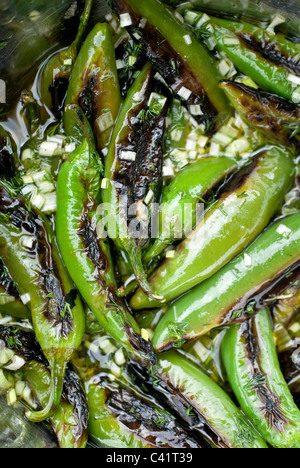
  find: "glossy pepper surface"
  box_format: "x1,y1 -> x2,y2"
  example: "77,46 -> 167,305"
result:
64,22 -> 121,150
220,80 -> 300,149
130,351 -> 267,448
109,0 -> 231,131
103,62 -> 167,303
0,258 -> 31,319
222,308 -> 300,448
56,140 -> 155,364
130,147 -> 295,309
186,12 -> 300,103
152,211 -> 300,352
0,183 -> 86,422
144,156 -> 238,263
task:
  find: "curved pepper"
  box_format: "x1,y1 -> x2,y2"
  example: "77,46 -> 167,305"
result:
109,0 -> 231,131
187,12 -> 300,103
144,156 -> 238,263
40,0 -> 93,116
103,62 -> 168,303
64,22 -> 121,150
0,183 -> 86,422
130,146 -> 295,309
152,212 -> 300,352
0,325 -> 88,448
71,350 -> 202,448
56,139 -> 156,365
0,258 -> 31,319
222,308 -> 300,448
220,80 -> 300,149
129,351 -> 267,448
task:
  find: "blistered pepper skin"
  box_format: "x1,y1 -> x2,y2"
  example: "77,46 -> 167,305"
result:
64,23 -> 121,150
152,212 -> 300,352
222,308 -> 300,448
130,147 -> 295,309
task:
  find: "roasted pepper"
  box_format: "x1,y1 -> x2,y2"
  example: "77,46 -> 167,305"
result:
103,62 -> 168,303
0,258 -> 31,319
222,308 -> 300,448
64,22 -> 121,150
108,0 -> 231,131
152,211 -> 300,352
130,147 -> 295,309
0,182 -> 86,422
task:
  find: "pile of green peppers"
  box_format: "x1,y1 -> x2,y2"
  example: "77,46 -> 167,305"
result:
0,0 -> 300,449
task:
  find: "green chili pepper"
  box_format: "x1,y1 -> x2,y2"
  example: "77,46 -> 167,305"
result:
222,308 -> 300,448
0,183 -> 86,422
130,146 -> 295,309
130,351 -> 267,448
72,348 -> 202,448
152,211 -> 300,352
0,258 -> 31,319
103,62 -> 168,303
40,0 -> 94,115
273,278 -> 300,327
56,139 -> 156,364
64,22 -> 121,150
144,156 -> 238,263
0,325 -> 88,448
109,0 -> 231,131
220,80 -> 300,149
186,12 -> 300,103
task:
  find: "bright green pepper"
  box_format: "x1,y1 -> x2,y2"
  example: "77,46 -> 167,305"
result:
64,22 -> 121,150
219,80 -> 300,149
186,12 -> 300,103
40,0 -> 93,115
130,147 -> 295,309
109,0 -> 231,131
130,351 -> 267,448
0,183 -> 86,422
56,139 -> 156,364
144,156 -> 238,263
222,308 -> 300,448
152,211 -> 300,352
103,62 -> 168,303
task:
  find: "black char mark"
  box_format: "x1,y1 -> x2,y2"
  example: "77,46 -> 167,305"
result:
110,0 -> 217,131
113,72 -> 167,246
238,32 -> 300,76
223,81 -> 300,149
0,186 -> 75,336
241,317 -> 289,432
223,261 -> 300,326
127,362 -> 226,448
106,385 -> 201,448
0,258 -> 21,299
0,132 -> 15,179
49,78 -> 69,119
0,325 -> 47,365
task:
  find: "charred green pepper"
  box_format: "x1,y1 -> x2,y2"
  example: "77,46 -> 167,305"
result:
131,147 -> 295,309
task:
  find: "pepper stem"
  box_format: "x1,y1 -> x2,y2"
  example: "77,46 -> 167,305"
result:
126,242 -> 166,304
25,354 -> 68,423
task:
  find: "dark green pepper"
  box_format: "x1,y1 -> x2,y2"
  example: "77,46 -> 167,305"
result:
64,22 -> 121,150
0,183 -> 85,422
0,258 -> 31,320
129,351 -> 267,448
109,0 -> 232,131
0,126 -> 19,179
220,80 -> 300,149
152,211 -> 300,352
40,0 -> 94,116
130,147 -> 295,309
222,308 -> 300,448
